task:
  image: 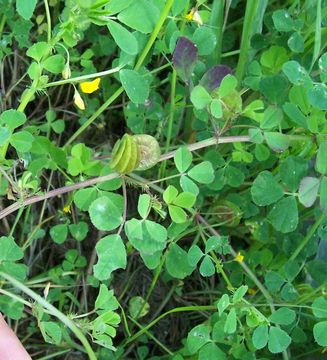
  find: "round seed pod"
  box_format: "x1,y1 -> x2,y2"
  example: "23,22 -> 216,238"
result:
110,134 -> 161,173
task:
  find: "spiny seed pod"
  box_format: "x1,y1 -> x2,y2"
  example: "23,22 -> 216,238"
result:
110,134 -> 161,173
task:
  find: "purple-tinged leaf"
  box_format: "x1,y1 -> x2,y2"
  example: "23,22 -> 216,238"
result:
200,65 -> 232,92
173,37 -> 198,84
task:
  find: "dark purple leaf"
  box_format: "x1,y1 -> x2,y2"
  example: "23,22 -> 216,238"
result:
200,65 -> 232,92
173,37 -> 198,84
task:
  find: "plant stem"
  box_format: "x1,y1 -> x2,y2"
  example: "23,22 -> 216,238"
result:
65,0 -> 174,146
290,213 -> 325,261
44,0 -> 52,43
122,305 -> 216,346
45,66 -> 122,88
235,0 -> 260,83
208,0 -> 225,65
0,271 -> 97,360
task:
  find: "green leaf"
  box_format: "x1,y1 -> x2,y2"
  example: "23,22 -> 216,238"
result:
269,308 -> 296,325
187,245 -> 203,267
199,255 -> 215,277
272,10 -> 294,32
168,204 -> 187,223
129,296 -> 149,319
308,84 -> 327,110
298,177 -> 320,207
252,325 -> 269,349
218,74 -> 237,97
288,32 -> 304,53
268,327 -> 291,353
249,128 -> 264,144
69,222 -> 88,241
166,244 -> 194,279
0,110 -> 27,131
174,146 -> 192,173
73,188 -> 97,211
0,127 -> 11,146
125,219 -> 167,255
314,321 -> 327,346
224,308 -> 237,334
26,42 -> 51,62
188,161 -> 214,184
120,69 -> 149,104
264,132 -> 290,152
50,224 -> 68,244
117,0 -> 160,34
0,295 -> 24,320
193,27 -> 217,56
107,20 -> 138,55
173,192 -> 196,209
217,294 -> 229,316
180,175 -> 199,196
312,297 -> 327,319
251,171 -> 284,206
279,156 -> 308,192
260,46 -> 289,73
16,0 -> 37,20
187,324 -> 211,354
42,55 -> 65,74
320,177 -> 327,213
0,236 -> 23,262
261,106 -> 283,130
199,343 -> 226,360
40,322 -> 62,345
316,141 -> 327,175
265,271 -> 285,292
205,236 -> 221,253
282,61 -> 310,85
89,194 -> 123,231
10,131 -> 34,152
232,285 -> 248,303
106,0 -> 133,15
163,185 -> 178,204
190,85 -> 212,110
94,234 -> 127,280
137,194 -> 151,219
210,99 -> 223,118
260,75 -> 288,104
268,196 -> 298,233
95,284 -> 119,311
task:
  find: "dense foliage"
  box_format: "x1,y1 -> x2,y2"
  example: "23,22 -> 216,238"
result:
0,0 -> 327,359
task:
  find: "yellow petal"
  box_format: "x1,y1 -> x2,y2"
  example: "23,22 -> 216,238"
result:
63,205 -> 71,214
234,252 -> 244,263
80,77 -> 101,94
74,90 -> 85,110
185,10 -> 194,21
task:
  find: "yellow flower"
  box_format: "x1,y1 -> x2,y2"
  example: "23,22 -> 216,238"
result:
74,89 -> 85,110
80,77 -> 101,94
185,8 -> 203,26
235,252 -> 244,263
63,205 -> 71,214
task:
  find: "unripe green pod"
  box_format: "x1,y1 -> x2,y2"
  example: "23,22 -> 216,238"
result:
110,134 -> 161,173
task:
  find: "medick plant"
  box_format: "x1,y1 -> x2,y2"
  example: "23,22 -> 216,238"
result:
0,0 -> 327,359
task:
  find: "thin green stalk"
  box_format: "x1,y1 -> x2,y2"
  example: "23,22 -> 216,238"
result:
0,271 -> 97,360
159,69 -> 177,178
310,0 -> 322,71
0,14 -> 6,36
122,305 -> 216,346
9,207 -> 24,237
37,350 -> 71,360
208,0 -> 225,65
65,0 -> 174,146
290,213 -> 325,261
45,66 -> 122,88
44,0 -> 52,43
235,0 -> 260,83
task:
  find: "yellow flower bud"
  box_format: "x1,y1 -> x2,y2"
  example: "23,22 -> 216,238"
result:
74,89 -> 85,110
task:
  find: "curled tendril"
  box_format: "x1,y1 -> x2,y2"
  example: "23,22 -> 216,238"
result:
110,134 -> 161,173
